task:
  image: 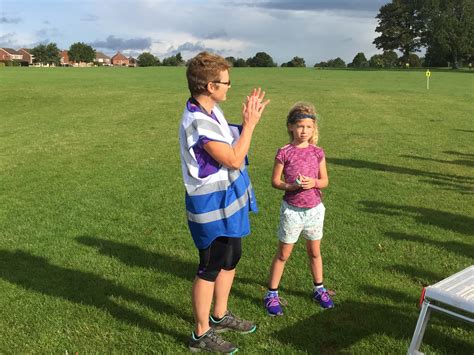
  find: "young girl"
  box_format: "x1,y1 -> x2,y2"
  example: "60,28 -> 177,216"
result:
264,102 -> 334,316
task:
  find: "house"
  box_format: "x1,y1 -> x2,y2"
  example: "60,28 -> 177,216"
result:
18,48 -> 33,65
128,56 -> 137,67
111,52 -> 129,66
95,51 -> 111,66
59,50 -> 70,66
0,48 -> 23,62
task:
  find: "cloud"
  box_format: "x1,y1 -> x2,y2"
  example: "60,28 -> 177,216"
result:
89,35 -> 152,51
0,33 -> 16,47
237,0 -> 386,12
0,16 -> 21,24
168,41 -> 215,54
204,30 -> 228,40
159,36 -> 251,60
0,32 -> 44,49
81,14 -> 98,22
163,41 -> 220,58
36,28 -> 60,38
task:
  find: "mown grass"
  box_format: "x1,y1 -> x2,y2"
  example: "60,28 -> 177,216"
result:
0,67 -> 472,353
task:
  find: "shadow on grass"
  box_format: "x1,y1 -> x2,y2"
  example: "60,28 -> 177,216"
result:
444,150 -> 474,158
452,129 -> 474,134
386,264 -> 446,287
76,236 -> 261,305
77,235 -> 194,280
0,249 -> 188,343
361,284 -> 417,305
330,158 -> 473,193
386,231 -> 474,259
400,154 -> 474,168
274,288 -> 471,353
360,201 -> 473,236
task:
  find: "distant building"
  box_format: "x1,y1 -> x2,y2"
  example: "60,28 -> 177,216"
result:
95,51 -> 111,66
0,48 -> 23,62
128,56 -> 137,67
111,52 -> 129,66
59,50 -> 70,66
18,48 -> 33,65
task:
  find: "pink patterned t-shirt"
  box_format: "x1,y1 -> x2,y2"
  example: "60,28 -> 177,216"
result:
275,144 -> 325,208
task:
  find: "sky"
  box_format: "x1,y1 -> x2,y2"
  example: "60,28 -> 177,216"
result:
0,0 -> 389,65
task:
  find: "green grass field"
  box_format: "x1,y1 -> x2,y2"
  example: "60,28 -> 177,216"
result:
0,67 -> 472,353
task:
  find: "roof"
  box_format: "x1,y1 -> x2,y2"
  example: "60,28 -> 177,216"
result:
95,51 -> 110,60
18,48 -> 32,54
0,48 -> 21,55
111,52 -> 128,61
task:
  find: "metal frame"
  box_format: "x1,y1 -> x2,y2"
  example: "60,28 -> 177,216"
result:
408,266 -> 474,355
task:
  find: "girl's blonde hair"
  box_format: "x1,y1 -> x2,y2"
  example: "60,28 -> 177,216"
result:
286,101 -> 319,145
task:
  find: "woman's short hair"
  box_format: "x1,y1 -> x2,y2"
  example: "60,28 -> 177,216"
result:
186,52 -> 231,96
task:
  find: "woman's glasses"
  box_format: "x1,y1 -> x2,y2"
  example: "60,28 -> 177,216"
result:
211,80 -> 231,86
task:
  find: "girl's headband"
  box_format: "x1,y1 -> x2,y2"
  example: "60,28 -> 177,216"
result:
289,113 -> 316,122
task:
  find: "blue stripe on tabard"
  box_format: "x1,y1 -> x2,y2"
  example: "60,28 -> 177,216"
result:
188,206 -> 251,249
185,171 -> 250,214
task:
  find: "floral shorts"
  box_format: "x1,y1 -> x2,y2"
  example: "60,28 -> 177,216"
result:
278,200 -> 325,244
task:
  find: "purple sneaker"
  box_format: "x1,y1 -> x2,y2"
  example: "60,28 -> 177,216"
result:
313,287 -> 334,309
264,293 -> 284,316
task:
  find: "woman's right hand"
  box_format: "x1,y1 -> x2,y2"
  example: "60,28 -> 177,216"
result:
242,88 -> 270,130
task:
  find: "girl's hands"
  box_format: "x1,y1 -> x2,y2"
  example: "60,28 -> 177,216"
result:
242,88 -> 270,130
299,175 -> 318,190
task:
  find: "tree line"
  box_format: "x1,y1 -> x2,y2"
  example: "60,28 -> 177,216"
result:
26,41 -> 189,66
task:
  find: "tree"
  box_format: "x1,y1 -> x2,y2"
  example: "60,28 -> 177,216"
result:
373,0 -> 424,60
46,43 -> 60,65
369,54 -> 384,68
407,53 -> 422,67
233,58 -> 248,67
225,56 -> 236,66
31,43 -> 60,66
137,52 -> 157,67
424,44 -> 449,67
351,52 -> 369,68
282,56 -> 306,67
175,52 -> 184,65
162,52 -> 185,66
69,42 -> 95,64
314,61 -> 328,68
246,52 -> 276,67
381,50 -> 399,68
314,57 -> 346,68
327,57 -> 346,68
31,44 -> 48,65
422,0 -> 474,69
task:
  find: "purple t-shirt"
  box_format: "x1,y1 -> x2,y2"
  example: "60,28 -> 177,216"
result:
275,144 -> 325,208
187,98 -> 221,178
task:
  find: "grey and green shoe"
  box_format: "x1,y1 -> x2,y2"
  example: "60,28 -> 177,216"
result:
189,328 -> 238,353
210,311 -> 257,334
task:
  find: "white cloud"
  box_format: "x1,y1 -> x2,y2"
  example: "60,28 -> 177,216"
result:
0,32 -> 42,48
